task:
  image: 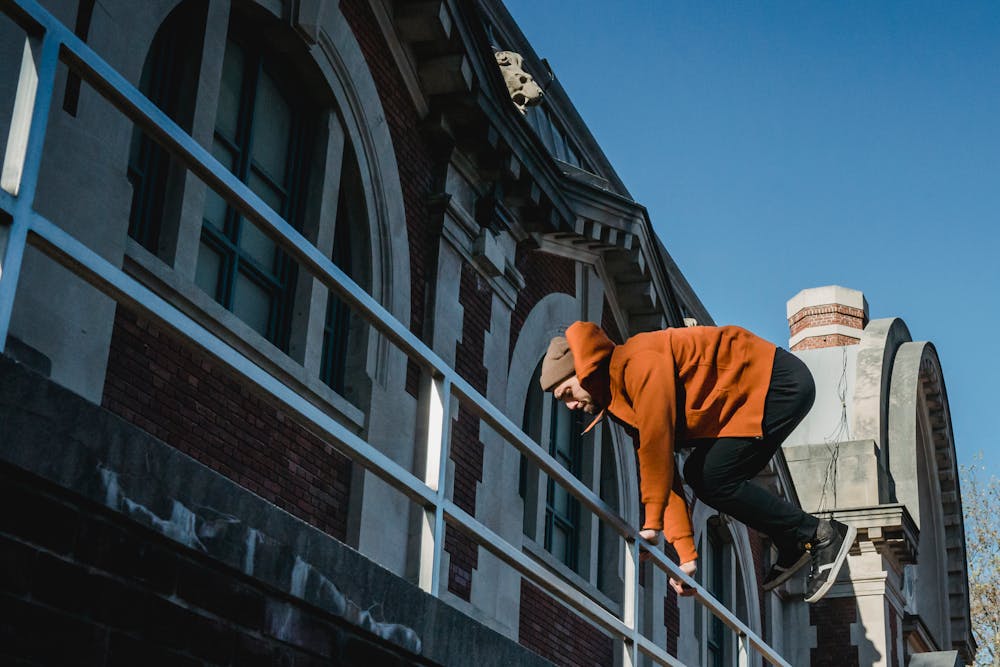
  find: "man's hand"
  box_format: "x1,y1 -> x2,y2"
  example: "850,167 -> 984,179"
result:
669,559 -> 697,597
638,529 -> 661,562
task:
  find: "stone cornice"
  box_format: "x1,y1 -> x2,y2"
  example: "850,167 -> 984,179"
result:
830,504 -> 919,570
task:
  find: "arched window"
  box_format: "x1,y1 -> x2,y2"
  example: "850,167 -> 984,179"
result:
127,0 -> 205,254
320,144 -> 371,405
690,516 -> 755,666
193,25 -> 316,349
125,3 -> 377,408
520,359 -> 623,599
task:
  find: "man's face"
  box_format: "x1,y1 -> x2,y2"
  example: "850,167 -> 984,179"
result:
552,376 -> 597,414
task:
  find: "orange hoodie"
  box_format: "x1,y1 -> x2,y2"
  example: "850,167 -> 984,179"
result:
565,321 -> 777,563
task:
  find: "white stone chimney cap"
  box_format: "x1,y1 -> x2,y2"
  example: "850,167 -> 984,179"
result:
786,285 -> 869,319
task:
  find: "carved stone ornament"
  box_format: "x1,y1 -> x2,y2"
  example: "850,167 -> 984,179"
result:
494,50 -> 543,114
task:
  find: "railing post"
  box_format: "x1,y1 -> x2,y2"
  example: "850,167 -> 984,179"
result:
738,632 -> 750,667
0,31 -> 59,351
622,537 -> 640,667
418,374 -> 451,595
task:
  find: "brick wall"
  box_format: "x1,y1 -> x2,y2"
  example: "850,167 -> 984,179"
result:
509,249 -> 576,359
0,463 -> 430,667
102,307 -> 351,542
788,304 -> 867,337
445,263 -> 492,600
888,603 -> 899,666
792,333 -> 862,351
518,580 -> 613,667
664,584 -> 680,656
809,597 -> 859,667
788,303 -> 866,352
340,0 -> 435,397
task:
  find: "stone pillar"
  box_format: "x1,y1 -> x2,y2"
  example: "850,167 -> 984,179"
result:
786,285 -> 869,351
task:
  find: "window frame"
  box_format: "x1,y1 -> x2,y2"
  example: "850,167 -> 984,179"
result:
196,29 -> 315,349
119,1 -> 393,432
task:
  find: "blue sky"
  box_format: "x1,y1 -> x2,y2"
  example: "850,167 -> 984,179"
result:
504,1 -> 1000,468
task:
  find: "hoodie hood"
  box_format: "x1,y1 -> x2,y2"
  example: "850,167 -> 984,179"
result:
565,321 -> 615,429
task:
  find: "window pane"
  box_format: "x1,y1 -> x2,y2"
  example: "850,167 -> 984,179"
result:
552,482 -> 569,517
248,168 -> 285,214
239,171 -> 285,270
551,525 -> 568,564
551,400 -> 573,459
251,70 -> 292,181
232,272 -> 272,337
204,140 -> 236,229
195,241 -> 222,298
217,40 -> 244,142
238,220 -> 277,272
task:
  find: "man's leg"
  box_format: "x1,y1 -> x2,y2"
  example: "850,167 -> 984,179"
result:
682,436 -> 818,548
682,348 -> 820,550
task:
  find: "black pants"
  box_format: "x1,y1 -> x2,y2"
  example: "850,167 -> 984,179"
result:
682,348 -> 819,553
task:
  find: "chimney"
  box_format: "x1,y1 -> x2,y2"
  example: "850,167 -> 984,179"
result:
786,286 -> 869,351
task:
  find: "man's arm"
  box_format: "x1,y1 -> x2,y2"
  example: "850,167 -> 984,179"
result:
624,352 -> 698,564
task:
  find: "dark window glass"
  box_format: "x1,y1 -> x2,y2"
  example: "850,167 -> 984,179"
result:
544,397 -> 584,570
195,31 -> 315,349
127,1 -> 205,253
706,524 -> 731,667
320,197 -> 353,392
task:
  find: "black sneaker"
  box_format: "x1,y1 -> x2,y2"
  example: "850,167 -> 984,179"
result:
762,548 -> 811,592
803,519 -> 857,604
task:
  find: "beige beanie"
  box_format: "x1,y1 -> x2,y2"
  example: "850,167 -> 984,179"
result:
539,336 -> 576,392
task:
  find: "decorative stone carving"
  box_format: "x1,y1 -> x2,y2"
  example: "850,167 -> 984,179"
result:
494,51 -> 543,114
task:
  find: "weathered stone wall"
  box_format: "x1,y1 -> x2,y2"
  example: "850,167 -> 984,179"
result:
0,355 -> 554,667
0,463 -> 426,667
103,306 -> 353,542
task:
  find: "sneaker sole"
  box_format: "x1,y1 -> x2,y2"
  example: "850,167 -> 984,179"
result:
804,525 -> 857,604
762,551 -> 811,592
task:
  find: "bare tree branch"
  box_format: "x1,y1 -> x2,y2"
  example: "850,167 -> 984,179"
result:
963,455 -> 1000,666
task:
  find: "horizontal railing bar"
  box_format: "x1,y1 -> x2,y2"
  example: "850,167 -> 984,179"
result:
635,635 -> 686,667
24,210 -> 438,509
641,546 -> 790,667
442,501 -> 688,667
450,379 -> 634,535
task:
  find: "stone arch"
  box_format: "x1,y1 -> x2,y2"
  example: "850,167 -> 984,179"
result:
296,2 -> 411,385
852,317 -> 912,453
684,504 -> 762,659
506,292 -> 577,423
128,0 -> 411,387
506,293 -> 640,525
887,341 -> 971,656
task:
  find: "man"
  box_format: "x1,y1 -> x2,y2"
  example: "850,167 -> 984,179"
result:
539,321 -> 855,603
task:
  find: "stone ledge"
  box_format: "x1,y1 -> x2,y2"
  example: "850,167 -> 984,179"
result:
0,355 -> 553,667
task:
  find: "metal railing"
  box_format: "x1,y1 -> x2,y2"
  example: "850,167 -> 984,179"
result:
0,1 -> 790,665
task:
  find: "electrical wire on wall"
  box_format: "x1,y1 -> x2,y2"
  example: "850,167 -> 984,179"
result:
817,347 -> 851,513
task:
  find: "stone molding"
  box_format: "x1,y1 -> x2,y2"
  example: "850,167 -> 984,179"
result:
788,324 -> 863,349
